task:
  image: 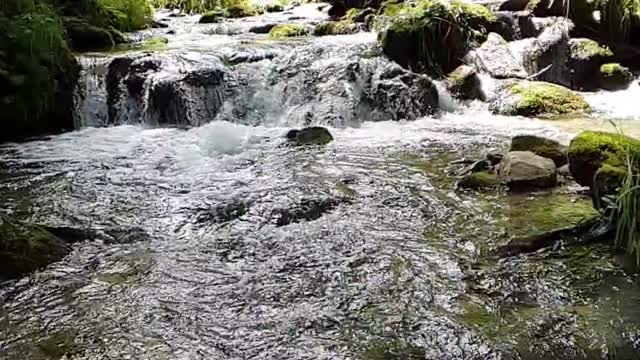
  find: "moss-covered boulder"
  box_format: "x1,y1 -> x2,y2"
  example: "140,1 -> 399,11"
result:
313,21 -> 362,36
226,3 -> 260,18
0,217 -> 69,280
286,126 -> 334,146
599,63 -> 633,90
491,81 -> 591,117
510,135 -> 568,167
568,38 -> 613,90
446,65 -> 484,101
63,17 -> 115,51
378,0 -> 496,76
568,131 -> 640,196
269,24 -> 308,38
199,10 -> 224,23
458,171 -> 500,190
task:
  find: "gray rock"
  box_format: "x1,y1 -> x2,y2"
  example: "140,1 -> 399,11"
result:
499,151 -> 557,190
568,38 -> 613,90
446,65 -> 485,101
510,134 -> 568,167
465,33 -> 528,79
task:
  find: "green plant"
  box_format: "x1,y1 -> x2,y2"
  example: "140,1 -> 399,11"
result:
92,0 -> 153,31
599,0 -> 640,43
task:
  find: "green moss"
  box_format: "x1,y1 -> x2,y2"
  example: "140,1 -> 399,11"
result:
508,81 -> 591,117
0,216 -> 69,279
313,21 -> 354,36
269,23 -> 307,38
140,36 -> 168,50
571,38 -> 613,59
458,171 -> 499,190
226,2 -> 259,18
599,63 -> 633,90
335,182 -> 355,199
362,339 -> 425,360
451,1 -> 496,27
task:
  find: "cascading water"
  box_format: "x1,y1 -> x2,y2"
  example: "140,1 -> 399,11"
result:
3,3 -> 640,360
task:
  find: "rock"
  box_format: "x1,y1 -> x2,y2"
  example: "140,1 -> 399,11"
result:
276,198 -> 341,226
249,23 -> 278,34
568,131 -> 640,196
463,160 -> 492,174
487,152 -> 504,165
286,126 -> 334,146
510,135 -> 568,167
269,24 -> 308,38
266,3 -> 285,12
196,201 -> 248,224
599,63 -> 633,90
379,1 -> 497,76
499,0 -> 529,11
557,164 -> 571,177
465,33 -> 528,79
63,17 -> 115,51
0,216 -> 69,280
490,80 -> 591,117
226,3 -> 260,18
152,20 -> 169,28
349,7 -> 375,23
446,65 -> 485,101
313,21 -> 364,36
199,10 -> 224,23
458,171 -> 500,190
499,151 -> 557,189
568,39 -> 613,90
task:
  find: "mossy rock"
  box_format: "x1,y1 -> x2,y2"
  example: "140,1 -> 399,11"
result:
265,3 -> 285,12
139,36 -> 169,51
568,131 -> 640,195
199,10 -> 224,23
510,135 -> 568,167
63,17 -> 115,51
313,21 -> 360,36
226,3 -> 260,18
492,81 -> 591,117
286,126 -> 334,146
458,171 -> 499,190
269,24 -> 308,38
568,38 -> 613,90
378,0 -> 496,76
0,216 -> 69,280
446,64 -> 484,101
599,63 -> 633,91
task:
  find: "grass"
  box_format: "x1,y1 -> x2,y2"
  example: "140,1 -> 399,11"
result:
610,148 -> 640,266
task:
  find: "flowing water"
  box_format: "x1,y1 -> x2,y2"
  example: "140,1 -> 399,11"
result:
2,4 -> 640,359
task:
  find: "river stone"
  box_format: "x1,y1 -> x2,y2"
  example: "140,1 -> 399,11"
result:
63,17 -> 115,51
499,151 -> 557,189
568,38 -> 613,90
510,135 -> 568,167
0,217 -> 70,280
249,23 -> 278,34
286,126 -> 334,146
599,63 -> 634,91
446,65 -> 485,101
276,197 -> 341,226
499,0 -> 530,11
490,80 -> 591,117
465,33 -> 528,79
458,171 -> 500,190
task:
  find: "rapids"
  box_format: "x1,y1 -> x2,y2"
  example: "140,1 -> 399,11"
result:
2,4 -> 640,359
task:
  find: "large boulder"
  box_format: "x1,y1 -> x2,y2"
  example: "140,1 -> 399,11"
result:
599,63 -> 634,91
446,65 -> 485,101
465,33 -> 528,79
490,80 -> 591,117
63,17 -> 115,51
286,126 -> 334,146
379,0 -> 497,76
568,131 -> 640,196
499,151 -> 558,189
0,217 -> 69,280
510,135 -> 568,167
567,38 -> 614,90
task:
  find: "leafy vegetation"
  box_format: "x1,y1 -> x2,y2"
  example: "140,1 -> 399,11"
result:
149,0 -> 259,16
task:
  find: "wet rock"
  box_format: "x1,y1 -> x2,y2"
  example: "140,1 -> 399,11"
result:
249,23 -> 278,34
63,17 -> 115,51
200,10 -> 224,23
446,65 -> 485,101
599,63 -> 633,91
196,201 -> 248,223
351,7 -> 375,23
510,135 -> 568,167
568,38 -> 613,90
152,20 -> 169,28
557,164 -> 571,177
266,3 -> 285,12
0,216 -> 69,280
465,33 -> 528,79
568,131 -> 640,197
100,227 -> 151,244
457,171 -> 500,190
286,126 -> 334,146
490,80 -> 591,117
379,1 -> 496,76
269,24 -> 308,38
226,49 -> 277,64
499,151 -> 557,190
463,159 -> 492,174
276,198 -> 341,226
313,21 -> 364,36
487,152 -> 504,165
499,0 -> 529,11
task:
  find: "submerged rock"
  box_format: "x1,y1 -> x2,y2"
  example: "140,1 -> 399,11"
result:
510,135 -> 568,167
458,171 -> 500,190
490,80 -> 591,117
446,65 -> 485,101
286,126 -> 334,146
199,10 -> 224,23
249,23 -> 278,34
599,63 -> 633,90
0,217 -> 69,280
499,151 -> 557,189
276,198 -> 341,226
